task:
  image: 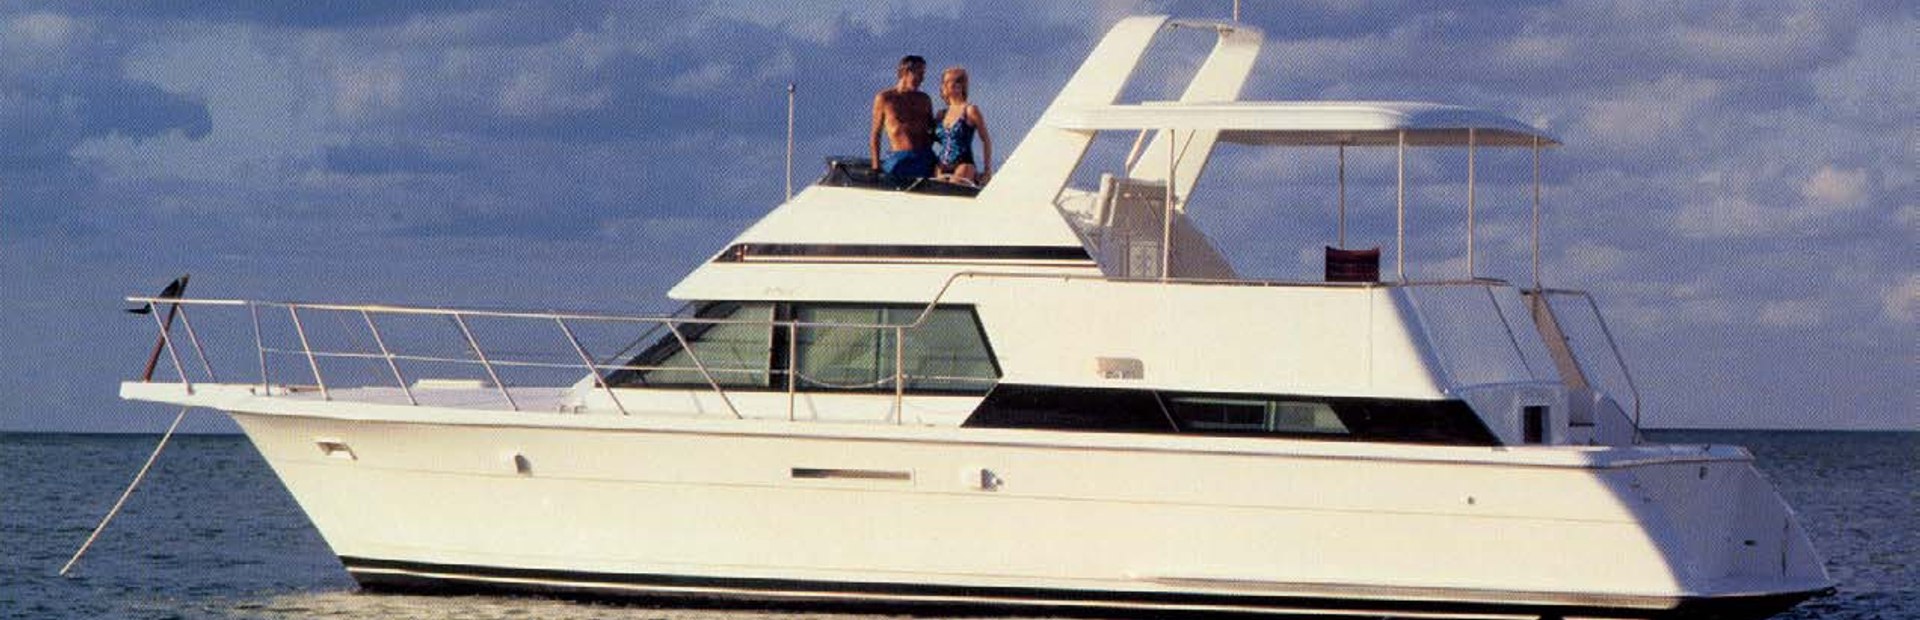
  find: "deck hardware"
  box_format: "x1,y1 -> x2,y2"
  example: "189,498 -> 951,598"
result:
791,468 -> 911,482
513,453 -> 533,476
315,439 -> 355,461
1096,357 -> 1144,380
979,469 -> 1004,491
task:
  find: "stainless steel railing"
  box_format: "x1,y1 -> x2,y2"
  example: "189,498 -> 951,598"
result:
1523,288 -> 1644,430
130,272 -> 1639,427
127,296 -> 983,422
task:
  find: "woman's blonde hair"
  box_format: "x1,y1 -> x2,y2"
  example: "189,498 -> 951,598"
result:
941,66 -> 969,100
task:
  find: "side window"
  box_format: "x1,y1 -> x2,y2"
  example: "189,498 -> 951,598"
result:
794,305 -> 998,394
605,302 -> 998,394
794,306 -> 890,389
607,302 -> 773,388
1164,396 -> 1349,436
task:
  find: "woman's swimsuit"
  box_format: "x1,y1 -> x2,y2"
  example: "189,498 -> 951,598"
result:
936,105 -> 977,170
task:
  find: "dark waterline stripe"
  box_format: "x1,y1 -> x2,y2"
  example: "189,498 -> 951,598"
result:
338,556 -> 1825,619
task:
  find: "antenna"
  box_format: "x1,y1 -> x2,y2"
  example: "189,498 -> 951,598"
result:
1232,0 -> 1240,21
785,82 -> 796,200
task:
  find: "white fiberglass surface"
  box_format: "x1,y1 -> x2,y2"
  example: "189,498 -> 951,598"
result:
1402,285 -> 1558,389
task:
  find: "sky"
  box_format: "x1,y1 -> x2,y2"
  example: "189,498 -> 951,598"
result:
0,0 -> 1912,433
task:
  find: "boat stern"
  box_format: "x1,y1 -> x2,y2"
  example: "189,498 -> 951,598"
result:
1607,447 -> 1834,612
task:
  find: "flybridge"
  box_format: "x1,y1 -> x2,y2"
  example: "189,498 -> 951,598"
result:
707,14 -> 1563,294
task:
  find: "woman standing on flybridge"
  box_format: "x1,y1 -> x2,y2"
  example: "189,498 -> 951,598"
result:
935,66 -> 992,185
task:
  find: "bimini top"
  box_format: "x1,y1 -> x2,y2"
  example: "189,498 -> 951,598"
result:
1046,101 -> 1559,147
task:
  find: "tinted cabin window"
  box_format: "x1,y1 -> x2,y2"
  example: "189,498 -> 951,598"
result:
1165,396 -> 1349,436
963,385 -> 1174,432
606,302 -> 774,388
606,302 -> 997,394
793,305 -> 997,393
966,386 -> 1500,446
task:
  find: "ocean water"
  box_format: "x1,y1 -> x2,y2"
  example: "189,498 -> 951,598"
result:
2,430 -> 1913,619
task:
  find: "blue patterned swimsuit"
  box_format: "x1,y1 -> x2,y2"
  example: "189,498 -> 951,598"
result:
936,105 -> 977,170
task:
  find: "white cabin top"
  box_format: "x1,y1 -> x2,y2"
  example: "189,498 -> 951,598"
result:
671,15 -> 1557,302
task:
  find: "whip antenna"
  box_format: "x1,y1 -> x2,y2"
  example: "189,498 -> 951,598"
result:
785,82 -> 796,199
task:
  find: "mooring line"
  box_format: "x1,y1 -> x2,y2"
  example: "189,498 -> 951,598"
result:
59,405 -> 192,576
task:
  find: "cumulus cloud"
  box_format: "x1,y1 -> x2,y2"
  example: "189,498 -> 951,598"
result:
1884,277 -> 1918,326
1756,298 -> 1827,329
1798,165 -> 1868,210
1576,75 -> 1723,151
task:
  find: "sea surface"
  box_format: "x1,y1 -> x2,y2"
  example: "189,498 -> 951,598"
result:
2,430 -> 1913,619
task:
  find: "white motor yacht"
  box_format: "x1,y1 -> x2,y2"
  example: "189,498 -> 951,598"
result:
120,15 -> 1832,620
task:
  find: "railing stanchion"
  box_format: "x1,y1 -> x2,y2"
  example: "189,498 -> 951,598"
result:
286,306 -> 329,401
1581,294 -> 1643,436
787,322 -> 798,421
556,318 -> 625,415
666,321 -> 743,419
361,311 -> 417,406
148,302 -> 194,395
249,302 -> 269,396
893,326 -> 906,424
452,313 -> 517,411
175,306 -> 218,383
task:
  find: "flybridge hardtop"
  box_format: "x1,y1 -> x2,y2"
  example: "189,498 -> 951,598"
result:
111,13 -> 1831,620
1045,100 -> 1559,146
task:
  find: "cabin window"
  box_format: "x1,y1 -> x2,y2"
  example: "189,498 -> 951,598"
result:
793,305 -> 998,393
1164,396 -> 1348,436
606,302 -> 774,388
606,302 -> 997,394
962,385 -> 1175,432
964,386 -> 1501,446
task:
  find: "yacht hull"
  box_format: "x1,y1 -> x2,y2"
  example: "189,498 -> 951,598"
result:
190,393 -> 1828,620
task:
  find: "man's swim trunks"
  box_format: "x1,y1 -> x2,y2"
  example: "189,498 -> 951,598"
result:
881,148 -> 938,180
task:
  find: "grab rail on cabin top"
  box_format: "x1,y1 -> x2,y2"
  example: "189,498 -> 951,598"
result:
128,273 -> 1641,428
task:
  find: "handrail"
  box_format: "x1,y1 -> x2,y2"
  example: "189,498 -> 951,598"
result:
1523,289 -> 1644,435
128,274 -> 1537,422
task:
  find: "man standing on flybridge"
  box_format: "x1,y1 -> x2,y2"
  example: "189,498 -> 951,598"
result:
870,54 -> 938,181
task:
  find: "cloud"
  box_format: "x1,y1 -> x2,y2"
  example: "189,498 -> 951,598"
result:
1756,298 -> 1826,329
7,11 -> 79,47
322,143 -> 472,176
1575,75 -> 1722,151
1799,165 -> 1868,210
1884,277 -> 1918,326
